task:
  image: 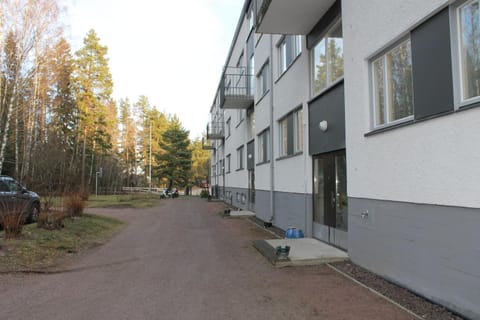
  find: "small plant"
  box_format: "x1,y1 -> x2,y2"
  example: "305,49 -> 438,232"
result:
200,189 -> 210,198
79,192 -> 90,201
0,199 -> 28,239
64,193 -> 85,217
37,210 -> 66,230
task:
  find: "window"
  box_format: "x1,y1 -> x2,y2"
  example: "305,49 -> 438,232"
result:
456,0 -> 480,102
248,4 -> 254,31
237,145 -> 244,170
257,128 -> 270,163
372,39 -> 414,127
294,109 -> 304,153
226,118 -> 231,137
248,55 -> 255,95
219,159 -> 224,175
278,35 -> 302,74
257,62 -> 269,98
279,117 -> 288,157
237,110 -> 245,124
226,154 -> 231,173
0,181 -> 9,192
312,20 -> 344,96
237,52 -> 244,68
279,108 -> 304,157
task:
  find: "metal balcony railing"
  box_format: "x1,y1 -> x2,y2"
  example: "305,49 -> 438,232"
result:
220,67 -> 254,109
206,121 -> 224,140
256,0 -> 271,29
201,137 -> 215,150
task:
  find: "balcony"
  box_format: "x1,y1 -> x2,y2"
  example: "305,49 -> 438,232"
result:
220,67 -> 254,109
206,120 -> 224,140
201,137 -> 215,150
256,0 -> 336,35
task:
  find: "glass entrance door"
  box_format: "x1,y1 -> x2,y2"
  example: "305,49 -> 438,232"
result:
248,169 -> 255,211
313,150 -> 348,249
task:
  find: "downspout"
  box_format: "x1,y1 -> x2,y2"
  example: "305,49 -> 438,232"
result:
269,34 -> 275,223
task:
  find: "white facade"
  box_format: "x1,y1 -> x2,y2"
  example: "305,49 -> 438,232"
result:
207,0 -> 480,318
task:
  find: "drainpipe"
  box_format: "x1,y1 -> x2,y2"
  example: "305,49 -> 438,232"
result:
269,34 -> 275,223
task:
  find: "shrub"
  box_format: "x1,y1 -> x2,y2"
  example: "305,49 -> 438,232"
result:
2,212 -> 25,239
37,210 -> 66,230
200,189 -> 210,198
65,193 -> 85,217
79,192 -> 90,201
0,200 -> 28,239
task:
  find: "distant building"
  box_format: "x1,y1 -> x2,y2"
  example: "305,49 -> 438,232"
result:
206,1 -> 480,318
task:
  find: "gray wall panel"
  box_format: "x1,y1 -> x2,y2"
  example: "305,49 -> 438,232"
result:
308,82 -> 346,155
223,187 -> 249,211
242,189 -> 312,234
273,191 -> 312,232
255,189 -> 271,222
411,7 -> 454,120
349,197 -> 480,320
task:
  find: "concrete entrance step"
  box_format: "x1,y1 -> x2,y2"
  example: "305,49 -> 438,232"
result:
229,210 -> 255,217
220,209 -> 256,218
253,238 -> 348,268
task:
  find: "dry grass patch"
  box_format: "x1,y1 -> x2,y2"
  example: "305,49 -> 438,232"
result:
0,214 -> 124,272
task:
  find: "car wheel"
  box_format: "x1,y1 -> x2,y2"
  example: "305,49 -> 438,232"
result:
29,204 -> 40,223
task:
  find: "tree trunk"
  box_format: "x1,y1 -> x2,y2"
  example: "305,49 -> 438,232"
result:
81,127 -> 87,191
0,84 -> 16,174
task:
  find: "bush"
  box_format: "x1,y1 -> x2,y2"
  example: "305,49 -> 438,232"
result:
0,199 -> 28,239
65,193 -> 85,217
200,189 -> 210,198
37,210 -> 66,230
2,212 -> 25,239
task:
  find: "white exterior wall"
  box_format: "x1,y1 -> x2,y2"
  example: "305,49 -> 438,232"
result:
251,34 -> 273,192
343,0 -> 480,209
272,35 -> 312,194
221,14 -> 251,191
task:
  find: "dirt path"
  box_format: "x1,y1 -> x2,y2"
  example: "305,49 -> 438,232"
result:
0,197 -> 416,320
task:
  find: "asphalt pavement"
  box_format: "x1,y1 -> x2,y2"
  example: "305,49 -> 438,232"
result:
0,197 -> 416,320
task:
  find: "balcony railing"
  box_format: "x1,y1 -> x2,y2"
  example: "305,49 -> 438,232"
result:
201,137 -> 215,150
206,121 -> 224,140
220,66 -> 254,109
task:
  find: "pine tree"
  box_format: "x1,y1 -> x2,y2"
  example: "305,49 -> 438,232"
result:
155,117 -> 192,190
73,29 -> 114,191
190,137 -> 210,187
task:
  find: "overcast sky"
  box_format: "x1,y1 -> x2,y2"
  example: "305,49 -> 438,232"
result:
62,0 -> 244,139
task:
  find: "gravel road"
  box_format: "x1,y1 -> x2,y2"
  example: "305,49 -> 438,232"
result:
0,197 -> 416,320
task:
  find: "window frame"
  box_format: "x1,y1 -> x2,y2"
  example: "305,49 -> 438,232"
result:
451,0 -> 480,108
278,107 -> 304,158
257,61 -> 269,99
293,108 -> 304,153
277,35 -> 302,76
226,154 -> 231,173
279,117 -> 288,157
257,128 -> 270,164
311,18 -> 344,98
370,37 -> 414,129
236,145 -> 244,170
226,117 -> 231,138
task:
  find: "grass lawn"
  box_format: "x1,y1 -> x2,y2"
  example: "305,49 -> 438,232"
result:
86,193 -> 160,208
0,214 -> 125,272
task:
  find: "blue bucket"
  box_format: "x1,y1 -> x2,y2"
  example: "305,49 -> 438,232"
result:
285,227 -> 304,239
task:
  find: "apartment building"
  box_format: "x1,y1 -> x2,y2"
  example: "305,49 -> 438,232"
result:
206,1 -> 480,318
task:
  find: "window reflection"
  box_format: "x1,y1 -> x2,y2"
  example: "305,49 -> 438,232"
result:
459,0 -> 480,100
313,20 -> 344,96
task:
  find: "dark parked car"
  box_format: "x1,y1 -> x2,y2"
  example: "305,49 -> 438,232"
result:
0,176 -> 40,224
